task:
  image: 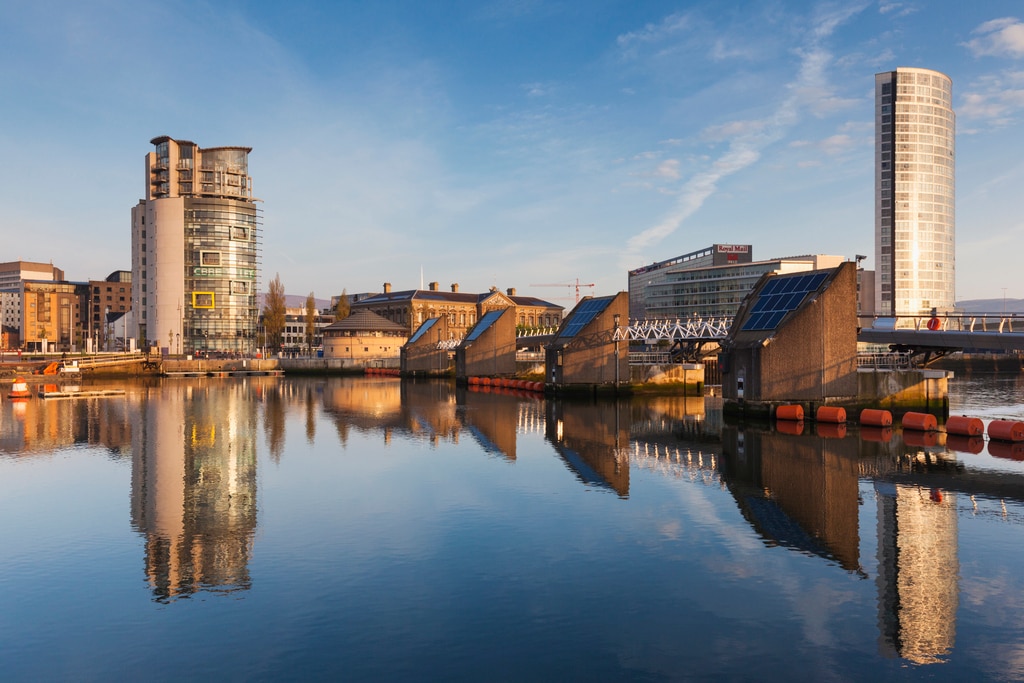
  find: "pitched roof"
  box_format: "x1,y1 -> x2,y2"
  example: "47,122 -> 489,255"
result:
324,308 -> 407,333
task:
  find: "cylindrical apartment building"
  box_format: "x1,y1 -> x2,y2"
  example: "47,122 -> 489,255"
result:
131,137 -> 261,355
874,67 -> 955,319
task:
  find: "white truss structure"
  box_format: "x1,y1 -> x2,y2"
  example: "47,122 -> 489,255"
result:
613,318 -> 731,342
435,338 -> 462,350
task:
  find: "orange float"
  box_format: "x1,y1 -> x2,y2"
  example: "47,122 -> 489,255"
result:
901,412 -> 938,432
859,409 -> 893,427
945,415 -> 983,437
988,420 -> 1024,442
926,316 -> 941,331
776,404 -> 804,421
815,406 -> 846,423
8,377 -> 30,400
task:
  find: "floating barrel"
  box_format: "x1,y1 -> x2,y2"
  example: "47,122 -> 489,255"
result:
816,406 -> 846,423
901,412 -> 938,432
776,404 -> 804,421
860,409 -> 892,427
988,420 -> 1024,442
776,420 -> 804,436
816,422 -> 847,439
946,434 -> 984,455
860,426 -> 893,443
945,415 -> 983,437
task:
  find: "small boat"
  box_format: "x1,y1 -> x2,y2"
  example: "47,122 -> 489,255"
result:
8,377 -> 31,400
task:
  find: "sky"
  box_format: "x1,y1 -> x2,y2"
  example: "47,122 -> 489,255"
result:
2,1 -> 1024,305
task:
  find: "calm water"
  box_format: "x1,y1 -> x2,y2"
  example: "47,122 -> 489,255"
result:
2,372 -> 1024,681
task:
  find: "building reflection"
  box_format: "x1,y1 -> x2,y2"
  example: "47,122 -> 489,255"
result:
720,426 -> 862,572
130,382 -> 258,602
0,385 -> 134,457
546,400 -> 631,497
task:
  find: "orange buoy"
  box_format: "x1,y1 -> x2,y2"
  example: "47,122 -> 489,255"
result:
776,420 -> 804,435
816,406 -> 846,423
945,415 -> 984,437
901,411 -> 938,432
8,377 -> 30,400
860,409 -> 893,427
860,426 -> 893,443
988,420 -> 1024,442
816,422 -> 847,439
926,316 -> 941,331
776,404 -> 804,421
946,434 -> 984,455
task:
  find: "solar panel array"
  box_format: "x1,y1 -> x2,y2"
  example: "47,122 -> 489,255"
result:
560,297 -> 613,338
464,309 -> 505,342
407,317 -> 439,344
741,272 -> 830,331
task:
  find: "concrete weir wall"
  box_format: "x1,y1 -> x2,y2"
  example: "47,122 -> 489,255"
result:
630,364 -> 704,394
857,368 -> 950,414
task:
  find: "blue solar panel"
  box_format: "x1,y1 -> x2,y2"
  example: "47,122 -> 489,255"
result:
407,317 -> 439,344
560,297 -> 613,338
465,309 -> 504,342
741,270 -> 832,331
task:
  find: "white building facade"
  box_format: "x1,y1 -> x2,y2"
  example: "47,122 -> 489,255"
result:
874,67 -> 955,319
131,136 -> 261,355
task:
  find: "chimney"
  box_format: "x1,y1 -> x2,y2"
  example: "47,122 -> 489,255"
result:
451,283 -> 459,293
429,282 -> 439,291
383,282 -> 391,293
507,288 -> 516,297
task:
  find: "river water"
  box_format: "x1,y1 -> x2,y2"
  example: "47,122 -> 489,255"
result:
2,372 -> 1023,681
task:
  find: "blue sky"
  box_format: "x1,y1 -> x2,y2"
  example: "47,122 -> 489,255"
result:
2,1 -> 1023,304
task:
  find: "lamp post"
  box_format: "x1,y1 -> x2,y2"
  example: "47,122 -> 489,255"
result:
613,313 -> 621,390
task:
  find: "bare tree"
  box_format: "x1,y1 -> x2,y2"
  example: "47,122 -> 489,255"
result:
263,273 -> 287,353
304,292 -> 317,355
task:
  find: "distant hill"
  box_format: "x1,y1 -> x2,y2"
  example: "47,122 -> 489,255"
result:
956,298 -> 1024,314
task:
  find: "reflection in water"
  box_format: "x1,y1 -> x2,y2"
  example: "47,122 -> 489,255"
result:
720,426 -> 862,572
875,481 -> 958,665
130,382 -> 258,602
547,400 -> 632,497
0,389 -> 133,458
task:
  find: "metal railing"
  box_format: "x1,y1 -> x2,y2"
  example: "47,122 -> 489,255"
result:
857,351 -> 914,370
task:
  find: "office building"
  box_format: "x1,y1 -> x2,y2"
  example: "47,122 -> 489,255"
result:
628,245 -> 842,321
874,67 -> 955,318
131,136 -> 261,355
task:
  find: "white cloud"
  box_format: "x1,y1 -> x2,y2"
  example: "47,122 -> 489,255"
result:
616,12 -> 692,57
964,17 -> 1024,58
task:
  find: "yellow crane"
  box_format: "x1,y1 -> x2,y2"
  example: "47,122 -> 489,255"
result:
530,279 -> 595,305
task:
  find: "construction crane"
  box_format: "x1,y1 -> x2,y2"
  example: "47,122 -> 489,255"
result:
530,279 -> 596,305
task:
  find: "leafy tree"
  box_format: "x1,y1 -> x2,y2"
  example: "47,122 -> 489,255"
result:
304,291 -> 317,354
263,273 -> 287,352
334,289 -> 351,320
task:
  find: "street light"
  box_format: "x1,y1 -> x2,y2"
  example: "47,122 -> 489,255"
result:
613,313 -> 621,390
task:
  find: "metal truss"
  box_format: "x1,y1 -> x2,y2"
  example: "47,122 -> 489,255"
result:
613,318 -> 731,342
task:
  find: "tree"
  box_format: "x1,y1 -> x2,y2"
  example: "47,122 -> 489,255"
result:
334,289 -> 351,321
263,273 -> 286,352
304,291 -> 317,354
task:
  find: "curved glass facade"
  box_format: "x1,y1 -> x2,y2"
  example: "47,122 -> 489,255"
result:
875,68 -> 955,318
183,198 -> 261,354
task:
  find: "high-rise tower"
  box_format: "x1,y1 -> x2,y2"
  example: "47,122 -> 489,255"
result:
131,136 -> 261,355
874,68 -> 955,319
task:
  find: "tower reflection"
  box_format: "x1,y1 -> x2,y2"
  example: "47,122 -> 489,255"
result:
130,382 -> 258,601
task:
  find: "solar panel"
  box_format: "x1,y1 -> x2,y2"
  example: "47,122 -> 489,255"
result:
741,270 -> 832,331
407,317 -> 439,344
464,309 -> 504,342
560,297 -> 613,338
